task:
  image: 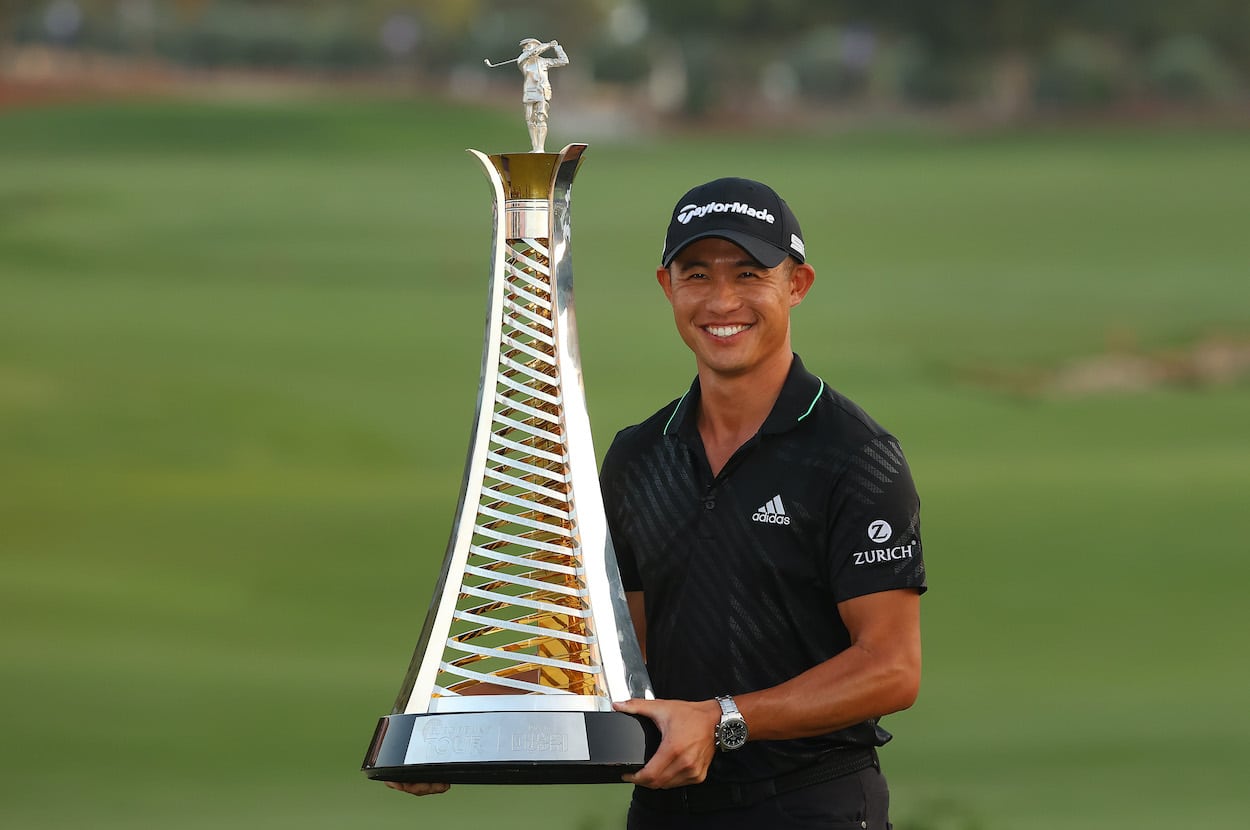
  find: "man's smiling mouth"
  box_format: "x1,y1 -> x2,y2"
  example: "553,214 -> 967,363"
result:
704,324 -> 751,338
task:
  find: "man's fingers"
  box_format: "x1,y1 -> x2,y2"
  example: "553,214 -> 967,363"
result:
384,781 -> 451,796
624,745 -> 706,790
618,717 -> 708,789
614,698 -> 661,722
613,699 -> 641,715
623,749 -> 670,788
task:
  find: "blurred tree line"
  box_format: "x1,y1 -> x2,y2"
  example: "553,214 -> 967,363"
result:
2,0 -> 1247,116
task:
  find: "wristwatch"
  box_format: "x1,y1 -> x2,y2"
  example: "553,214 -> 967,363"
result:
714,695 -> 749,752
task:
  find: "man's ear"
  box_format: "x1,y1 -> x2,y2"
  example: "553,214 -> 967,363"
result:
656,266 -> 675,302
789,263 -> 815,308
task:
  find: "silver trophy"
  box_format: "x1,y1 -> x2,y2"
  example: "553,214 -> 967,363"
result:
362,44 -> 652,784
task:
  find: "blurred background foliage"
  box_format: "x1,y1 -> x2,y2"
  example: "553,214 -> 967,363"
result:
2,0 -> 1248,117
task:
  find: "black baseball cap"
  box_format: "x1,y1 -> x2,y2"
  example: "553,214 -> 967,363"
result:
661,177 -> 806,268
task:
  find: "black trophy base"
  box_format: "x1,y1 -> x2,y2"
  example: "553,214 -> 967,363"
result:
362,710 -> 652,784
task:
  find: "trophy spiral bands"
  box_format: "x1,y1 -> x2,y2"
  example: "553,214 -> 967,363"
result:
362,145 -> 653,784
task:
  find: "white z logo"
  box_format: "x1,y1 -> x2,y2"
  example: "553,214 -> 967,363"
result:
867,520 -> 892,543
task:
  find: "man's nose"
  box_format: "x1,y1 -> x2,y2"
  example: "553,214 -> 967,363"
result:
707,277 -> 743,312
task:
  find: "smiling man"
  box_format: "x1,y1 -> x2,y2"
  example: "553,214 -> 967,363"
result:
602,178 -> 928,829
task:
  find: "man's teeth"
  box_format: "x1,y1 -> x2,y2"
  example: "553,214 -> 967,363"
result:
706,324 -> 749,337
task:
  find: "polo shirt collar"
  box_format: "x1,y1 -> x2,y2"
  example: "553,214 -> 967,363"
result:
662,353 -> 825,440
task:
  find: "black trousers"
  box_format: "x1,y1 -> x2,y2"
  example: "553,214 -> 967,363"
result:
625,765 -> 892,830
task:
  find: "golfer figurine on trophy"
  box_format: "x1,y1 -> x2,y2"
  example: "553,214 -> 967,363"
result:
481,37 -> 569,152
361,40 -> 653,785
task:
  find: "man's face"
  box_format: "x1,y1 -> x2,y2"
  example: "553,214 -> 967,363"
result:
657,237 -> 814,379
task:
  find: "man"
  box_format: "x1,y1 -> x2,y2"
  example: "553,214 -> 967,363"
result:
601,177 -> 927,828
516,37 -> 568,153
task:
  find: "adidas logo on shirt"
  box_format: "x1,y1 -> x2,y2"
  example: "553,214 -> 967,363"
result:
752,495 -> 791,525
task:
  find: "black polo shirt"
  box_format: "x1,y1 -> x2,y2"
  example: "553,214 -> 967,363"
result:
600,353 -> 926,783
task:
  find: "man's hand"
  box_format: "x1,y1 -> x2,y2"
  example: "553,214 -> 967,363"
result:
614,698 -> 720,789
384,781 -> 451,796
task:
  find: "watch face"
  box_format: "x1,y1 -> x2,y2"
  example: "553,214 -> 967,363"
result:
718,718 -> 748,751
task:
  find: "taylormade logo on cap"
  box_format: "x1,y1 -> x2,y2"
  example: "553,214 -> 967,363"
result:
677,201 -> 776,226
662,177 -> 806,267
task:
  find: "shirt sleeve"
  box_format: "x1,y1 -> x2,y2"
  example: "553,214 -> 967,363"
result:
600,435 -> 642,592
826,435 -> 927,603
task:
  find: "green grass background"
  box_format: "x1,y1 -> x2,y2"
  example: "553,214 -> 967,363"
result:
2,99 -> 1248,829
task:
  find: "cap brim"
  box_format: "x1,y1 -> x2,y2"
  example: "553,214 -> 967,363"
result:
662,230 -> 793,268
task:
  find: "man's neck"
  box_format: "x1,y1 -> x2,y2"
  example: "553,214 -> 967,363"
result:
695,350 -> 793,473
